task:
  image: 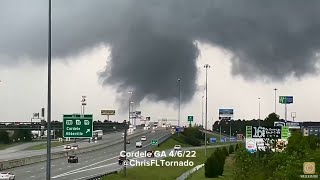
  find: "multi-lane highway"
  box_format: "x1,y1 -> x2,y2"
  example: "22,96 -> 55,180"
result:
7,129 -> 170,180
0,130 -> 143,161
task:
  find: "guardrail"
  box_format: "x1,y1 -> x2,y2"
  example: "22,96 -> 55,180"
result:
0,130 -> 151,170
86,171 -> 118,180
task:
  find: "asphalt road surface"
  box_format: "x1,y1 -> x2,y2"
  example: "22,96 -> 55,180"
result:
0,129 -> 143,161
8,129 -> 170,180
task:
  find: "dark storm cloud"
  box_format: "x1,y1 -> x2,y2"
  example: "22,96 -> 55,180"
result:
1,0 -> 320,106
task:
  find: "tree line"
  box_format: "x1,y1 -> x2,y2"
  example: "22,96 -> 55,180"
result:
0,129 -> 33,144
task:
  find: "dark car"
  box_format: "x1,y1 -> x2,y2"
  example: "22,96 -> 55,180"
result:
126,140 -> 130,144
146,150 -> 154,158
68,155 -> 78,163
118,156 -> 129,165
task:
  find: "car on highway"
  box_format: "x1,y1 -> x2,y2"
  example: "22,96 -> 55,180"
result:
63,145 -> 71,150
71,144 -> 78,150
141,136 -> 147,141
136,141 -> 142,148
0,172 -> 15,180
118,156 -> 129,165
146,150 -> 154,158
67,155 -> 79,163
174,145 -> 181,151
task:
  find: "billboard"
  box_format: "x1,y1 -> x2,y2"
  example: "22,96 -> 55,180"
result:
246,126 -> 282,139
101,110 -> 115,115
219,109 -> 234,116
246,138 -> 267,153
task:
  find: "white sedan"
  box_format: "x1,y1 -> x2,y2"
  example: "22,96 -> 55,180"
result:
71,144 -> 79,150
0,172 -> 15,180
63,145 -> 71,150
174,145 -> 181,151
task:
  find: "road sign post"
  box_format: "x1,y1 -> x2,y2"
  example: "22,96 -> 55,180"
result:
151,139 -> 158,145
279,96 -> 293,123
63,114 -> 93,138
188,116 -> 193,127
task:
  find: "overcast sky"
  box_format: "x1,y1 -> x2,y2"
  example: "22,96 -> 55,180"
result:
1,1 -> 320,127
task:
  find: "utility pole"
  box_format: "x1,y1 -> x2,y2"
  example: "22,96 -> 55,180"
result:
177,79 -> 181,136
274,88 -> 278,114
46,0 -> 52,179
258,98 -> 261,126
204,64 -> 210,156
202,96 -> 204,129
123,120 -> 127,177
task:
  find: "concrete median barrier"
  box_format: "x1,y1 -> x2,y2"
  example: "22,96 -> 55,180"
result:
0,129 -> 152,170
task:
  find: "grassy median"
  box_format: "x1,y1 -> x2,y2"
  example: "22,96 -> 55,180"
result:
24,141 -> 66,150
0,143 -> 23,150
104,148 -> 215,180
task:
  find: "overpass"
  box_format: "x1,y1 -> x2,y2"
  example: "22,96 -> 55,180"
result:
0,121 -> 127,131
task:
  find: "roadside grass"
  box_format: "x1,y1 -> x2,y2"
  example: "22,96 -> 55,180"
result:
187,154 -> 235,180
0,143 -> 23,150
153,134 -> 191,151
104,148 -> 218,180
24,141 -> 66,150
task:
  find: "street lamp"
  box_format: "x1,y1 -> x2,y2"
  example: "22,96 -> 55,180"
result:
202,96 -> 204,129
46,0 -> 52,179
258,98 -> 261,126
81,96 -> 87,116
204,64 -> 210,156
177,79 -> 181,136
124,91 -> 132,177
274,88 -> 278,114
130,101 -> 134,126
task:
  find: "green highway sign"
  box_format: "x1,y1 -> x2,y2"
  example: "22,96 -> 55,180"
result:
281,126 -> 289,139
63,114 -> 93,138
279,96 -> 293,104
246,126 -> 252,139
151,139 -> 158,145
188,116 -> 193,122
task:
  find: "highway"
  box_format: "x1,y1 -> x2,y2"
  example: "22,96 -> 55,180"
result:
0,130 -> 143,161
8,129 -> 170,180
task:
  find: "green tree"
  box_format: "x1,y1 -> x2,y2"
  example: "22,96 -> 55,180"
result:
0,130 -> 10,144
235,143 -> 239,151
214,148 -> 225,175
229,145 -> 234,154
11,129 -> 32,142
222,146 -> 229,157
263,113 -> 280,126
204,155 -> 219,178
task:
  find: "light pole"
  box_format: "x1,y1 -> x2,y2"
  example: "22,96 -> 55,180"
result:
204,64 -> 210,156
202,96 -> 204,129
274,88 -> 278,114
46,0 -> 52,179
177,79 -> 181,136
258,98 -> 261,126
125,91 -> 132,177
130,101 -> 134,126
81,96 -> 87,116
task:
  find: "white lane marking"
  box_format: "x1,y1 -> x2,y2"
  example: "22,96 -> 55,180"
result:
41,167 -> 44,170
26,171 -> 31,173
52,162 -> 118,178
51,165 -> 55,167
67,166 -> 71,168
30,176 -> 35,178
85,161 -> 88,163
53,133 -> 169,178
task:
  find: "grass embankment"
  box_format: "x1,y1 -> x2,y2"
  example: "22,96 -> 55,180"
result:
104,148 -> 216,180
103,133 -> 232,180
153,134 -> 191,151
0,143 -> 23,150
188,154 -> 235,180
24,141 -> 66,150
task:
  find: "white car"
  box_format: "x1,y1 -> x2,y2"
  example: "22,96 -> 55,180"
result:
63,145 -> 71,150
71,144 -> 78,150
141,136 -> 147,141
136,141 -> 142,148
0,172 -> 15,180
174,145 -> 181,151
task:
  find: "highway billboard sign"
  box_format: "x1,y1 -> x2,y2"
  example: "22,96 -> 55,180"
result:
63,114 -> 93,138
101,110 -> 115,115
